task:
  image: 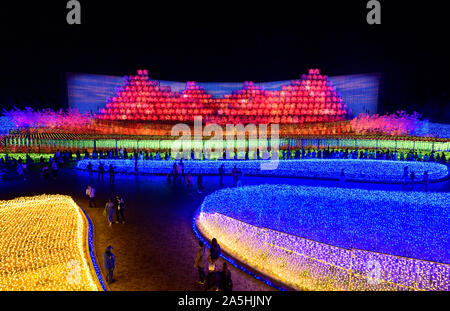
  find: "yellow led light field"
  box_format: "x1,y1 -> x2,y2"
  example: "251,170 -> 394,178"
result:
0,195 -> 102,291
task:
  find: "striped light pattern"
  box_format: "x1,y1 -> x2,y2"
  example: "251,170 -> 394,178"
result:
76,159 -> 449,182
2,134 -> 449,153
0,195 -> 103,291
195,185 -> 450,291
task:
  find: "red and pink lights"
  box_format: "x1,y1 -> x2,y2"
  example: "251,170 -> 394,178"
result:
97,69 -> 349,125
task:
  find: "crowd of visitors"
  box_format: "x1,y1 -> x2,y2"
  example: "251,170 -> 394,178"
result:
82,148 -> 168,161
75,146 -> 450,165
82,155 -> 125,285
194,238 -> 232,291
0,145 -> 447,290
87,192 -> 124,286
4,146 -> 443,164
79,147 -> 450,194
401,166 -> 430,191
281,147 -> 450,165
3,147 -> 440,193
0,149 -> 74,180
1,146 -> 448,182
98,193 -> 126,225
163,159 -> 246,193
87,181 -> 126,284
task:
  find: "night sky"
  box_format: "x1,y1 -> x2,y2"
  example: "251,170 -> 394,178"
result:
0,1 -> 449,122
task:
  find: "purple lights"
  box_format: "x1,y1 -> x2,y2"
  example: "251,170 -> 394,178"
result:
2,107 -> 93,130
196,185 -> 450,291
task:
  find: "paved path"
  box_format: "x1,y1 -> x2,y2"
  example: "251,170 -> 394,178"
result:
0,168 -> 448,291
1,169 -> 276,290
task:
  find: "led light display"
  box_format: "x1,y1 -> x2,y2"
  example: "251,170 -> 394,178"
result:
195,185 -> 450,291
76,159 -> 449,182
2,131 -> 448,154
96,69 -> 348,125
0,195 -> 104,291
350,111 -> 424,136
2,107 -> 92,130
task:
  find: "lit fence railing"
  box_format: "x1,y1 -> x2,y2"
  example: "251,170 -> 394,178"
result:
280,138 -> 449,152
1,136 -> 449,153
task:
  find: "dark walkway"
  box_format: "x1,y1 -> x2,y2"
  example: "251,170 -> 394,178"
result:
0,168 -> 448,290
1,169 -> 275,290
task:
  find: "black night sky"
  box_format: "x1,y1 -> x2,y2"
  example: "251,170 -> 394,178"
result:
0,0 -> 449,122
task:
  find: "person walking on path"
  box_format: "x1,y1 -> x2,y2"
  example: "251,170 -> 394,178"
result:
103,245 -> 115,283
22,162 -> 28,181
16,162 -> 25,181
86,184 -> 96,208
98,162 -> 105,181
41,165 -> 50,179
403,166 -> 409,190
209,238 -> 221,265
104,198 -> 115,226
410,171 -> 416,190
114,195 -> 125,224
236,168 -> 243,187
218,164 -> 224,187
179,159 -> 185,180
87,162 -> 93,180
194,240 -> 208,285
177,162 -> 182,183
186,172 -> 193,195
197,173 -> 204,193
204,263 -> 220,291
232,166 -> 237,186
420,170 -> 429,192
219,262 -> 233,291
172,163 -> 178,185
109,164 -> 115,184
51,159 -> 58,179
339,169 -> 346,187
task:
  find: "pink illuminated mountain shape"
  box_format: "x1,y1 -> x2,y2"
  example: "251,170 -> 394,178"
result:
96,69 -> 349,125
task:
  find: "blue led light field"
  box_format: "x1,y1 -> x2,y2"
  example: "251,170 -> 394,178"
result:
200,185 -> 450,264
76,159 -> 449,182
